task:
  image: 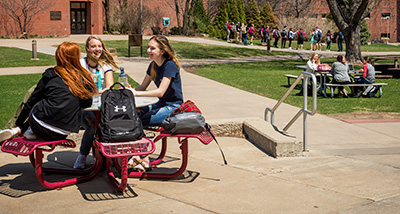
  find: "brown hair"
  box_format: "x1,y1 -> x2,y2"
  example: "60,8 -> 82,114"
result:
55,41 -> 96,99
148,35 -> 180,81
85,36 -> 119,70
337,55 -> 345,64
363,56 -> 374,66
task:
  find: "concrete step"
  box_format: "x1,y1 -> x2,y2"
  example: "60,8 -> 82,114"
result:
243,118 -> 303,158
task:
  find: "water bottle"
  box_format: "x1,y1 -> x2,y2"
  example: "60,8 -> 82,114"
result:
92,70 -> 102,108
119,66 -> 128,87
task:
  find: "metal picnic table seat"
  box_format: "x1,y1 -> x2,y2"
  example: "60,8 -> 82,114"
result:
1,137 -> 103,189
113,129 -> 214,180
94,138 -> 155,192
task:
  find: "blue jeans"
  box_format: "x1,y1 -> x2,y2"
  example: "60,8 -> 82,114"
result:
139,102 -> 181,127
338,40 -> 343,52
242,34 -> 248,45
80,111 -> 96,156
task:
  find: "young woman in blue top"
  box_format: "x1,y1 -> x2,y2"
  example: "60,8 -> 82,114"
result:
130,35 -> 183,127
128,35 -> 183,171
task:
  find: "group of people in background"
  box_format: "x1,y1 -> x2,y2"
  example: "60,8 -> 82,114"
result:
306,52 -> 376,98
224,21 -> 345,52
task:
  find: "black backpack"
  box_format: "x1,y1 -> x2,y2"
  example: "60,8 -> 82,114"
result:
97,82 -> 144,143
298,32 -> 304,40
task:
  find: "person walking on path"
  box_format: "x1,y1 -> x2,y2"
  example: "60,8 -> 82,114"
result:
231,22 -> 237,44
249,24 -> 255,45
326,30 -> 332,51
272,27 -> 280,48
280,26 -> 288,48
288,28 -> 294,49
241,23 -> 248,46
337,31 -> 344,52
224,21 -> 231,42
310,29 -> 317,51
315,26 -> 322,51
296,28 -> 305,50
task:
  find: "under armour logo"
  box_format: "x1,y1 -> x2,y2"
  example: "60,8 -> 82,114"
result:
114,105 -> 127,112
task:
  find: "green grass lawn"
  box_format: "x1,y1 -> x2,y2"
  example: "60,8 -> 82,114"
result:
0,47 -> 56,68
189,60 -> 400,114
91,40 -> 296,58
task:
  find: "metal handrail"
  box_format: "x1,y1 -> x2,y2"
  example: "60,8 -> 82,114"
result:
264,72 -> 317,151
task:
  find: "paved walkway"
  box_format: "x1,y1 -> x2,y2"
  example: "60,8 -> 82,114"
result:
0,35 -> 400,213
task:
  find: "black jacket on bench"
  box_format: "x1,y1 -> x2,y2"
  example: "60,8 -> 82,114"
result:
15,68 -> 92,134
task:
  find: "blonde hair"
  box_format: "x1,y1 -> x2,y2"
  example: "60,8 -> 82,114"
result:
85,36 -> 119,70
55,42 -> 96,99
148,35 -> 180,81
310,52 -> 320,64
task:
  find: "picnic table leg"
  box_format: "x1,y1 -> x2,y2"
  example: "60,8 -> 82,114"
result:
377,86 -> 383,98
127,138 -> 189,180
106,157 -> 128,192
150,137 -> 168,166
33,148 -> 103,189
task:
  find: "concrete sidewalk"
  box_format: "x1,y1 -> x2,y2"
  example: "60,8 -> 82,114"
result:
0,36 -> 400,213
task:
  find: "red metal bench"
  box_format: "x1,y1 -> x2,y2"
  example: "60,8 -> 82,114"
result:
112,130 -> 214,180
1,137 -> 103,189
94,138 -> 155,192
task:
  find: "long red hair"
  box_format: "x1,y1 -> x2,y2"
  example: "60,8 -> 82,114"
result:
55,42 -> 96,99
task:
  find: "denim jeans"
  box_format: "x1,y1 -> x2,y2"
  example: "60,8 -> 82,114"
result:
242,34 -> 248,45
139,102 -> 181,127
80,111 -> 96,156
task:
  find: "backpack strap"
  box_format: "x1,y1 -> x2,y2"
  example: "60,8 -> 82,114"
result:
205,123 -> 228,165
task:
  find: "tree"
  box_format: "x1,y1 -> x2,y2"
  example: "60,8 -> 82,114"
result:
245,0 -> 261,29
211,0 -> 228,39
189,0 -> 211,35
103,0 -> 111,32
237,0 -> 246,23
259,2 -> 276,28
326,0 -> 376,63
0,0 -> 54,35
360,19 -> 371,45
226,0 -> 239,23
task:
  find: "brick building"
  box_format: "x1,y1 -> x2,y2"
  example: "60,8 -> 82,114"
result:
0,0 -> 177,37
1,0 -> 398,43
308,0 -> 399,43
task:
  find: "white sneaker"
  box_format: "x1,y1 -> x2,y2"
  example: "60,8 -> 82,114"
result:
0,129 -> 15,142
23,127 -> 37,140
73,154 -> 87,169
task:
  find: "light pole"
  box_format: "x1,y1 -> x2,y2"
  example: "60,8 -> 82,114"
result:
386,16 -> 389,44
140,0 -> 143,35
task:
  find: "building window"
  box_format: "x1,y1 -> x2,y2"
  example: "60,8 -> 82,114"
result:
310,14 -> 318,18
321,14 -> 327,18
381,13 -> 390,19
381,33 -> 390,39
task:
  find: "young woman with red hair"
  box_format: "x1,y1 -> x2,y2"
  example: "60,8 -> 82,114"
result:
0,42 -> 95,142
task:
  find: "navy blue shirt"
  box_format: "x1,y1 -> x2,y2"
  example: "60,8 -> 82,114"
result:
146,59 -> 183,105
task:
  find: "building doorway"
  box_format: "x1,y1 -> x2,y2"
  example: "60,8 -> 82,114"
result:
70,2 -> 87,34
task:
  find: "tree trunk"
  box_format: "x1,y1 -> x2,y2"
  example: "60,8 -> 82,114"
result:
174,0 -> 181,34
103,0 -> 110,32
182,0 -> 191,35
344,24 -> 362,63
